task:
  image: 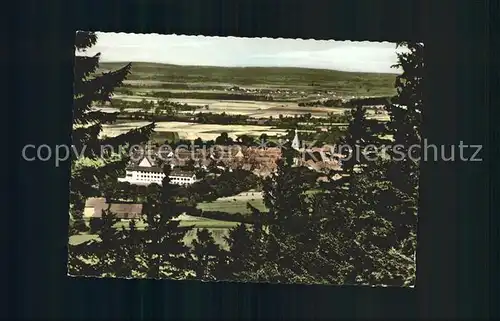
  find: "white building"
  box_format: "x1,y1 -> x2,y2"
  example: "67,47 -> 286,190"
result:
118,156 -> 197,186
291,128 -> 301,150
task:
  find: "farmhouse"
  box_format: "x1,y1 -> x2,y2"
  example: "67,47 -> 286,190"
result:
118,156 -> 197,186
84,197 -> 143,219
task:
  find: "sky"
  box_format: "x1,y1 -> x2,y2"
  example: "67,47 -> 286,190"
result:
79,32 -> 404,73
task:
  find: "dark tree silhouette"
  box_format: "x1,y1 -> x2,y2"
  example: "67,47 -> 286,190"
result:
139,166 -> 191,279
236,134 -> 256,146
316,42 -> 421,286
222,42 -> 422,286
70,31 -> 154,232
187,229 -> 229,281
215,132 -> 233,145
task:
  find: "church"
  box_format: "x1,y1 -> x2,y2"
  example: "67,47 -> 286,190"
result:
290,128 -> 345,170
291,128 -> 301,151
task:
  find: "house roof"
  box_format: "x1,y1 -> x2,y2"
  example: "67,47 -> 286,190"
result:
85,197 -> 107,207
170,169 -> 196,177
106,203 -> 143,216
132,146 -> 222,167
127,144 -> 288,173
127,166 -> 164,173
85,197 -> 143,219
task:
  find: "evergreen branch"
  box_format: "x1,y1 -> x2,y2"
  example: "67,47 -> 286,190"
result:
74,54 -> 100,85
73,63 -> 132,100
72,123 -> 102,158
74,31 -> 97,51
85,111 -> 119,124
99,123 -> 155,150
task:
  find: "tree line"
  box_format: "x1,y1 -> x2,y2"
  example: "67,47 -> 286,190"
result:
113,110 -> 349,132
111,98 -> 201,115
151,91 -> 275,101
298,98 -> 343,107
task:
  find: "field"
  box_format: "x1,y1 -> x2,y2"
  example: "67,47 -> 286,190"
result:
109,95 -> 344,118
101,120 -> 289,141
96,62 -> 394,141
69,192 -> 268,249
197,191 -> 267,214
100,62 -> 398,97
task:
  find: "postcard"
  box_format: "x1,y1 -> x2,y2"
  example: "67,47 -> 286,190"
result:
67,31 -> 422,287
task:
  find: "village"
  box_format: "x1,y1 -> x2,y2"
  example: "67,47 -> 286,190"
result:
83,129 -> 345,221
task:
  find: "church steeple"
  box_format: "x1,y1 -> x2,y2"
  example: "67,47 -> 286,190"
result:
291,128 -> 300,150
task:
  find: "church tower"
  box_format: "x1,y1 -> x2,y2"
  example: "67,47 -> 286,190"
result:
291,128 -> 300,150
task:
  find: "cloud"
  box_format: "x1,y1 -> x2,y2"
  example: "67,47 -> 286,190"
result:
247,46 -> 401,72
81,32 -> 402,73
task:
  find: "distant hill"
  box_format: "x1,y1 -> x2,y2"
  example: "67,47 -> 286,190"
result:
99,61 -> 398,96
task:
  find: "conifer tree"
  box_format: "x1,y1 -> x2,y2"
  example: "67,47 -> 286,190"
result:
223,206 -> 270,282
70,31 -> 155,232
224,158 -> 325,284
222,42 -> 422,286
139,166 -> 190,279
67,208 -> 127,277
347,42 -> 421,286
188,228 -> 228,281
338,104 -> 390,175
317,42 -> 422,286
385,42 -> 423,195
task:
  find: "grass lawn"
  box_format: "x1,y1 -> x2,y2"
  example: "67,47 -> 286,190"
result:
68,234 -> 97,245
196,190 -> 321,216
102,121 -> 287,141
197,198 -> 267,214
